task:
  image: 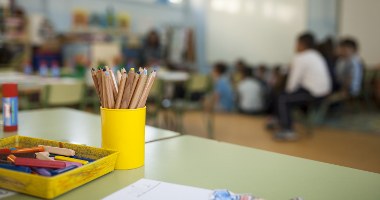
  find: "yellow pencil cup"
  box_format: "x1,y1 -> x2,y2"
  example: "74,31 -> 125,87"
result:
101,107 -> 146,170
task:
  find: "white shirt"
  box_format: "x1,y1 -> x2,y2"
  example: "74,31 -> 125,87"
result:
286,49 -> 332,97
237,77 -> 264,112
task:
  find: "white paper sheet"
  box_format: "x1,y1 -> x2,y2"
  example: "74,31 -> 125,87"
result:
0,189 -> 17,199
101,179 -> 212,200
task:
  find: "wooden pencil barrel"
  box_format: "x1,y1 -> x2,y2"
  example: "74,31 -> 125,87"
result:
101,107 -> 146,170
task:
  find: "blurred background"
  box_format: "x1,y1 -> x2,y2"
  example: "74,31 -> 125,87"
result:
0,0 -> 379,173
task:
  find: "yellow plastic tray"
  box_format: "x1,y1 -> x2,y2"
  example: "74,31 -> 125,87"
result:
0,135 -> 119,199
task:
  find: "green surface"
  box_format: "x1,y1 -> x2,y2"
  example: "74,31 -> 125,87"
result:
0,108 -> 179,145
1,109 -> 380,199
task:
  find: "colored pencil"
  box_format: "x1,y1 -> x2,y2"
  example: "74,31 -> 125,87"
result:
105,73 -> 115,109
120,68 -> 135,109
129,71 -> 140,106
116,70 -> 122,87
137,70 -> 156,108
115,72 -> 128,109
97,70 -> 103,107
129,71 -> 147,109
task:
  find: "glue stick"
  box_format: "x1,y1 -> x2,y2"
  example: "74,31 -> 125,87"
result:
2,83 -> 18,132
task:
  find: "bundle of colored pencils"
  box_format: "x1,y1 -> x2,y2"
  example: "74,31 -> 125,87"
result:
91,66 -> 156,109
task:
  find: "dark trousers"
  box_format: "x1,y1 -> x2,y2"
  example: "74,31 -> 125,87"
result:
275,88 -> 324,130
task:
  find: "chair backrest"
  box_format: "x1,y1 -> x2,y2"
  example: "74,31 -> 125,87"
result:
41,81 -> 85,107
186,74 -> 212,94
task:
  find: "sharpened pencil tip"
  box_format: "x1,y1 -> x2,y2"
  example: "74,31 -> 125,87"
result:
154,70 -> 156,72
98,70 -> 101,73
137,71 -> 140,74
124,72 -> 127,74
105,72 -> 109,75
92,68 -> 95,71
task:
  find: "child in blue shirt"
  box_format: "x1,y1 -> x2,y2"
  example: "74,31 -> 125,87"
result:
209,63 -> 234,112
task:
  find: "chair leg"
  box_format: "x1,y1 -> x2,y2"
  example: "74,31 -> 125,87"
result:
207,112 -> 214,139
306,106 -> 314,138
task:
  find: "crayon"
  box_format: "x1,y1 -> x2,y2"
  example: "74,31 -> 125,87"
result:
7,155 -> 16,162
13,156 -> 66,169
39,152 -> 50,156
30,167 -> 51,177
38,145 -> 75,156
51,158 -> 83,167
11,146 -> 44,153
0,152 -> 36,160
70,156 -> 96,162
0,163 -> 31,173
51,165 -> 77,176
0,149 -> 11,153
36,152 -> 54,161
54,156 -> 88,165
0,160 -> 13,165
31,170 -> 39,175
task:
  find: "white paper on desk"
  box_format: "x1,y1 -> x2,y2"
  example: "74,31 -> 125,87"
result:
101,178 -> 213,200
0,189 -> 17,199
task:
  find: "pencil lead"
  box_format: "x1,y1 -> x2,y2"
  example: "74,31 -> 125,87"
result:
105,72 -> 109,75
98,70 -> 101,73
103,68 -> 107,72
144,67 -> 147,70
92,68 -> 95,71
154,70 -> 156,72
124,72 -> 127,74
131,68 -> 134,70
137,71 -> 140,74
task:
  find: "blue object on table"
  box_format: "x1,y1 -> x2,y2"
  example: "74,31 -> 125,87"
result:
70,156 -> 96,162
0,163 -> 31,173
10,148 -> 18,151
31,167 -> 51,176
51,165 -> 77,176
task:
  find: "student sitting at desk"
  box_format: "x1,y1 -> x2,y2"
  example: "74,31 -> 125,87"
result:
205,63 -> 234,112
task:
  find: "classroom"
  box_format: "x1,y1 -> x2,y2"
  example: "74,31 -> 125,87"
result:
0,0 -> 380,199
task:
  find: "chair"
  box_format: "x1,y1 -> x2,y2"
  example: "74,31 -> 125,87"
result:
360,69 -> 377,109
41,81 -> 86,108
170,74 -> 214,138
80,86 -> 101,113
146,78 -> 164,127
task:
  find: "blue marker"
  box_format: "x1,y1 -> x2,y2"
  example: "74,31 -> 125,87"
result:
0,163 -> 31,173
51,165 -> 77,176
70,156 -> 96,162
31,167 -> 51,176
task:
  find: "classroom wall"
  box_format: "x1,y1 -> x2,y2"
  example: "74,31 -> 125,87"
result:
206,0 -> 307,67
17,0 -> 185,33
306,0 -> 338,42
339,0 -> 380,67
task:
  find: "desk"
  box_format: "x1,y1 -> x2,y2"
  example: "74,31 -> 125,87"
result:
0,108 -> 180,144
4,135 -> 380,200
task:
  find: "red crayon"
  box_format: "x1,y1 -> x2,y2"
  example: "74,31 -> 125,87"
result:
0,149 -> 11,153
10,156 -> 66,169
